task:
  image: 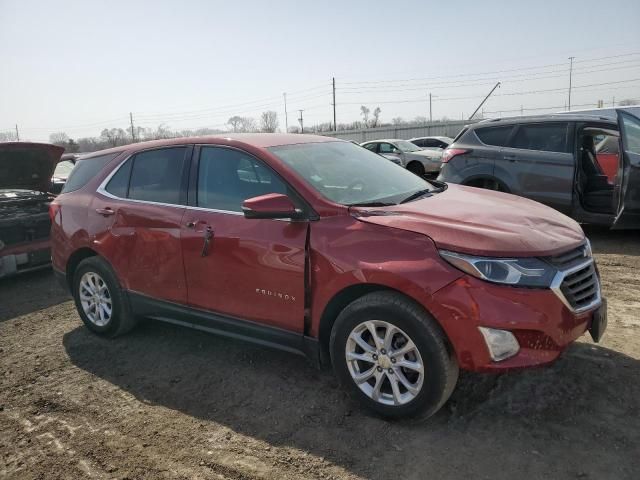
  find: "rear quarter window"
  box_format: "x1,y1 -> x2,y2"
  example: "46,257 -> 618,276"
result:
61,153 -> 118,193
474,126 -> 514,147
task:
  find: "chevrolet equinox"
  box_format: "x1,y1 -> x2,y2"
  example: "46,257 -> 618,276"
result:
51,134 -> 607,419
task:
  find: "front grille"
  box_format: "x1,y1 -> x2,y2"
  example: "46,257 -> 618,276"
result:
559,262 -> 599,311
546,244 -> 589,270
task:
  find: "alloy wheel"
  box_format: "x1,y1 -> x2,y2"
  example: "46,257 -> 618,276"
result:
345,320 -> 424,406
79,272 -> 113,327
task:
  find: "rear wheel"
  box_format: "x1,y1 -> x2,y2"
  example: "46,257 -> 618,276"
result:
330,291 -> 458,419
466,177 -> 507,192
72,257 -> 137,337
406,161 -> 426,177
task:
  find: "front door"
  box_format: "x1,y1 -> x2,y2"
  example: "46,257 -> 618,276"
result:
181,145 -> 307,332
612,111 -> 640,229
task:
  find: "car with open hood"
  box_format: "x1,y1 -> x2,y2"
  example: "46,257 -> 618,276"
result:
50,134 -> 606,419
360,138 -> 442,176
0,142 -> 64,278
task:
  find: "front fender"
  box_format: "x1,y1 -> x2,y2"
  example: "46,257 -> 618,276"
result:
309,216 -> 464,337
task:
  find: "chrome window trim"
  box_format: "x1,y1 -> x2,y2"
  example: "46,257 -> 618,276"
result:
550,258 -> 602,314
96,149 -> 244,217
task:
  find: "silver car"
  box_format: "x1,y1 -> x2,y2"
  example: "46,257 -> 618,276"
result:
409,136 -> 453,151
360,139 -> 442,176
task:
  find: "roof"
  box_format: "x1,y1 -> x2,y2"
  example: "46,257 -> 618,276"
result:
82,133 -> 341,159
473,114 -> 617,128
409,136 -> 453,141
361,139 -> 407,144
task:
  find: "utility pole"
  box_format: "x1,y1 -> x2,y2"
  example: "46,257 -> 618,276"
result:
129,112 -> 135,142
332,77 -> 337,131
15,124 -> 20,141
429,93 -> 432,122
298,110 -> 304,133
568,56 -> 575,111
283,93 -> 288,132
612,96 -> 616,107
469,82 -> 501,120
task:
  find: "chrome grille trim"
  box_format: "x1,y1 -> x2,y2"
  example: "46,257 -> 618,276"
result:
550,258 -> 601,314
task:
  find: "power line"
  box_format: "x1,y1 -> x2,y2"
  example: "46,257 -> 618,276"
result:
336,60 -> 640,93
340,52 -> 640,86
337,78 -> 640,105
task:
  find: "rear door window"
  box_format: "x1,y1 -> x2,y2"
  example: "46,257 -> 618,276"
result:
363,143 -> 378,152
127,147 -> 188,205
105,158 -> 133,198
379,143 -> 397,154
474,126 -> 514,147
61,153 -> 118,193
510,123 -> 570,153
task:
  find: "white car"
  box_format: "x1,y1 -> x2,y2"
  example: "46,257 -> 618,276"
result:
360,139 -> 442,176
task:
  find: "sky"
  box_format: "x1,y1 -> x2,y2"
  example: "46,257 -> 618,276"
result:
1,0 -> 640,141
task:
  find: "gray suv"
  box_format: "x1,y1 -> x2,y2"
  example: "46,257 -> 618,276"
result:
437,111 -> 640,229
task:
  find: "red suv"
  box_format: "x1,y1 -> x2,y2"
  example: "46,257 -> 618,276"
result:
51,135 -> 607,419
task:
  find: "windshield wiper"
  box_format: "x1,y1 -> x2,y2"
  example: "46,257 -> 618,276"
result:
400,189 -> 432,204
348,201 -> 396,207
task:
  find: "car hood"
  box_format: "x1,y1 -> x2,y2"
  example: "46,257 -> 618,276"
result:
0,142 -> 65,192
406,149 -> 442,159
352,184 -> 585,257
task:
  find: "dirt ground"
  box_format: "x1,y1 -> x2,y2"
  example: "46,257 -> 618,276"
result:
1,228 -> 639,480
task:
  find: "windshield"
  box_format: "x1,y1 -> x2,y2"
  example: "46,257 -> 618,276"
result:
395,140 -> 423,152
269,141 -> 433,205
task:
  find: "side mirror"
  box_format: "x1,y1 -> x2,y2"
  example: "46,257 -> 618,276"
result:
242,193 -> 304,220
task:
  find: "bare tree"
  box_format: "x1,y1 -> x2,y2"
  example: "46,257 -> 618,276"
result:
260,111 -> 279,133
618,98 -> 638,106
360,106 -> 370,127
49,132 -> 70,145
228,116 -> 243,132
413,116 -> 428,125
392,117 -> 405,126
240,117 -> 258,132
100,128 -> 128,147
0,131 -> 18,142
371,107 -> 381,128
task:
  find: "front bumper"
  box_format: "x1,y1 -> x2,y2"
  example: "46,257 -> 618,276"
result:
430,275 -> 603,372
0,239 -> 51,279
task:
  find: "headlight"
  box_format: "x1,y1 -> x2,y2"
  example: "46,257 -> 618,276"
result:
439,250 -> 556,287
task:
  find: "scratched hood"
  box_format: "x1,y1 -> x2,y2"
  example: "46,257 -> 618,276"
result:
0,142 -> 64,192
353,184 -> 585,257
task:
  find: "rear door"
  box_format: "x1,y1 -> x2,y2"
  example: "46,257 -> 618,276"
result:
93,146 -> 191,304
499,122 -> 574,213
612,111 -> 640,229
378,142 -> 403,163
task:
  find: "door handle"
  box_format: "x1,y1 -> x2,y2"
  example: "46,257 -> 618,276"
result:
201,226 -> 214,257
504,154 -> 517,162
95,207 -> 115,216
186,221 -> 197,228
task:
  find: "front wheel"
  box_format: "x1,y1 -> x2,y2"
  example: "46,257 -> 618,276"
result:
330,291 -> 458,420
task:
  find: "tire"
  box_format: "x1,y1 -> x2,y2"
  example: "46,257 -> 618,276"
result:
467,178 -> 507,192
72,256 -> 137,337
406,161 -> 426,177
330,291 -> 458,420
